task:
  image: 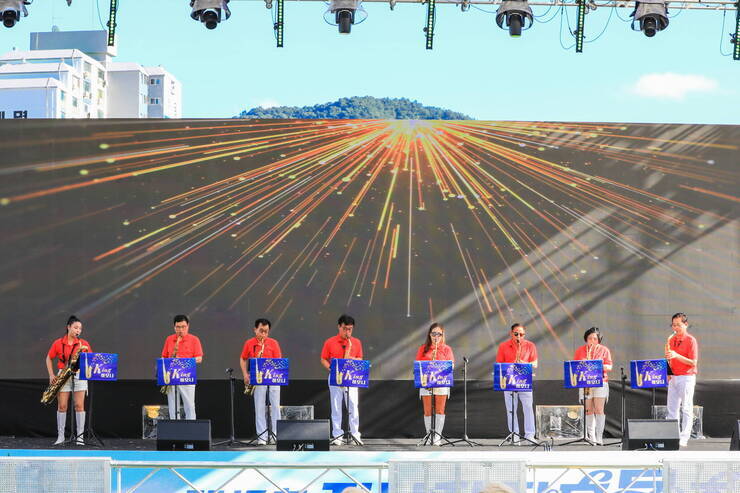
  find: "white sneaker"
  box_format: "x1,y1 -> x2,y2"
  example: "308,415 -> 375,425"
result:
53,435 -> 65,445
351,434 -> 364,446
680,439 -> 689,447
75,437 -> 84,446
331,436 -> 344,446
256,439 -> 267,446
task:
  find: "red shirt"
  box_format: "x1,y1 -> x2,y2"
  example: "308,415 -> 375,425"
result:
669,333 -> 698,376
574,344 -> 613,381
161,333 -> 203,359
240,337 -> 282,359
415,343 -> 454,362
48,337 -> 92,369
496,339 -> 537,364
321,335 -> 363,360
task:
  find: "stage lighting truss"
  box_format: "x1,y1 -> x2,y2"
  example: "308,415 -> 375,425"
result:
99,0 -> 740,59
0,0 -> 71,29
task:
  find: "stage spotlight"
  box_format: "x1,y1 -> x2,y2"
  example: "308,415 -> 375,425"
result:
495,0 -> 533,37
190,0 -> 230,30
631,0 -> 668,37
324,0 -> 367,35
0,0 -> 26,29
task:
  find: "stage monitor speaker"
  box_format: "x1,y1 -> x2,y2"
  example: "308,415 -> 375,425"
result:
156,419 -> 211,451
276,419 -> 330,451
730,419 -> 740,451
623,419 -> 679,451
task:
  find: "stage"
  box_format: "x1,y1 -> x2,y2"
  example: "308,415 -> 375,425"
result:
0,436 -> 733,452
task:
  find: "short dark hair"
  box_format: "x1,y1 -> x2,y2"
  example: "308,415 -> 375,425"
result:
583,327 -> 602,343
511,323 -> 523,331
173,314 -> 189,325
254,318 -> 271,329
672,312 -> 688,324
338,314 -> 355,326
66,315 -> 81,327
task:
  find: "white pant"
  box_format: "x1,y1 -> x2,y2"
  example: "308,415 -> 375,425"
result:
254,385 -> 280,440
329,384 -> 360,439
167,384 -> 196,420
666,375 -> 695,443
504,390 -> 535,438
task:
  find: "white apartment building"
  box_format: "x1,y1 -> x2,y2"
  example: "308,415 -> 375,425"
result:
0,30 -> 181,119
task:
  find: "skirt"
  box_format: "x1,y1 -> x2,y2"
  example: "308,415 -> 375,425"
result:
59,371 -> 88,393
419,387 -> 450,397
579,380 -> 608,401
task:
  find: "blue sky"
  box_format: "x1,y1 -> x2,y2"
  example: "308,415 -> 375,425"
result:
0,0 -> 738,122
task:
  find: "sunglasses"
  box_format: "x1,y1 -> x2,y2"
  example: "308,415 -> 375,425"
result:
513,332 -> 525,337
430,332 -> 444,337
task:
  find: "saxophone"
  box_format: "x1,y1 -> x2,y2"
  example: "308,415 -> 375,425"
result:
664,332 -> 675,374
160,335 -> 181,395
584,344 -> 595,398
336,338 -> 352,385
244,340 -> 266,395
41,343 -> 88,405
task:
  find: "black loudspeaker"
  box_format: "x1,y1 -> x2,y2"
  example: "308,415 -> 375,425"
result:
623,419 -> 680,450
730,420 -> 740,451
276,419 -> 330,451
156,419 -> 211,451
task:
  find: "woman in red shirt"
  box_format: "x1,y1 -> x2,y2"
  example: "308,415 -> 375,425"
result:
573,327 -> 612,445
44,315 -> 92,445
415,323 -> 454,445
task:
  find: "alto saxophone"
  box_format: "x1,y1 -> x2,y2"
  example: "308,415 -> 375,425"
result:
245,340 -> 266,395
336,338 -> 352,386
584,344 -> 595,398
41,344 -> 88,405
161,336 -> 181,395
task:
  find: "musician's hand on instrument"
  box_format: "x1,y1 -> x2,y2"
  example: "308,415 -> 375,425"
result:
49,375 -> 57,385
244,373 -> 250,386
666,350 -> 677,360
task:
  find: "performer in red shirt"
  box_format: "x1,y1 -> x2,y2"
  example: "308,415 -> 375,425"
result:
665,312 -> 699,447
45,315 -> 92,445
495,323 -> 538,442
239,318 -> 282,445
320,314 -> 363,446
573,327 -> 613,445
415,323 -> 454,445
161,314 -> 203,420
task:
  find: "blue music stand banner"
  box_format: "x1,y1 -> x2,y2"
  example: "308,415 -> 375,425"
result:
493,363 -> 533,391
329,358 -> 370,388
564,360 -> 603,389
413,360 -> 453,389
79,353 -> 118,381
630,359 -> 668,389
156,357 -> 197,386
248,358 -> 289,386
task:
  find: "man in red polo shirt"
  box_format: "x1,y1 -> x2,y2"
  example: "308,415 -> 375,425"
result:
321,314 -> 363,446
161,314 -> 203,420
240,318 -> 282,445
496,323 -> 538,442
665,312 -> 699,447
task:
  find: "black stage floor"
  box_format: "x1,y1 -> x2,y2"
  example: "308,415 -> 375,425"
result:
0,436 -> 731,452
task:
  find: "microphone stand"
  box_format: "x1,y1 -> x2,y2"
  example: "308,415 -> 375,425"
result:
447,357 -> 481,446
605,367 -> 629,447
214,368 -> 249,447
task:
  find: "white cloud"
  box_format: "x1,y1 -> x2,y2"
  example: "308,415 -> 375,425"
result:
629,73 -> 718,101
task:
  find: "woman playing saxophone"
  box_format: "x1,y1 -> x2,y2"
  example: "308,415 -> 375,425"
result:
415,323 -> 454,445
44,315 -> 92,445
573,327 -> 612,445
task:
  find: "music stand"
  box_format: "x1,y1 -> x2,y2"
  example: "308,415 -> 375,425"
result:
447,356 -> 481,447
214,368 -> 249,447
561,359 -> 602,447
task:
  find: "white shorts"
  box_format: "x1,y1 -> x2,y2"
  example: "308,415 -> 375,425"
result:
419,387 -> 450,397
579,380 -> 608,401
59,371 -> 88,393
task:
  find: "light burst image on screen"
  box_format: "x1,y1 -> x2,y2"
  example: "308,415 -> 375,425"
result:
0,119 -> 738,379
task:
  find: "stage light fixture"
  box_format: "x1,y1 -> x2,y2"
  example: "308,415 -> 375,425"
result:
325,0 -> 366,35
495,0 -> 533,37
631,0 -> 668,37
190,0 -> 231,30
